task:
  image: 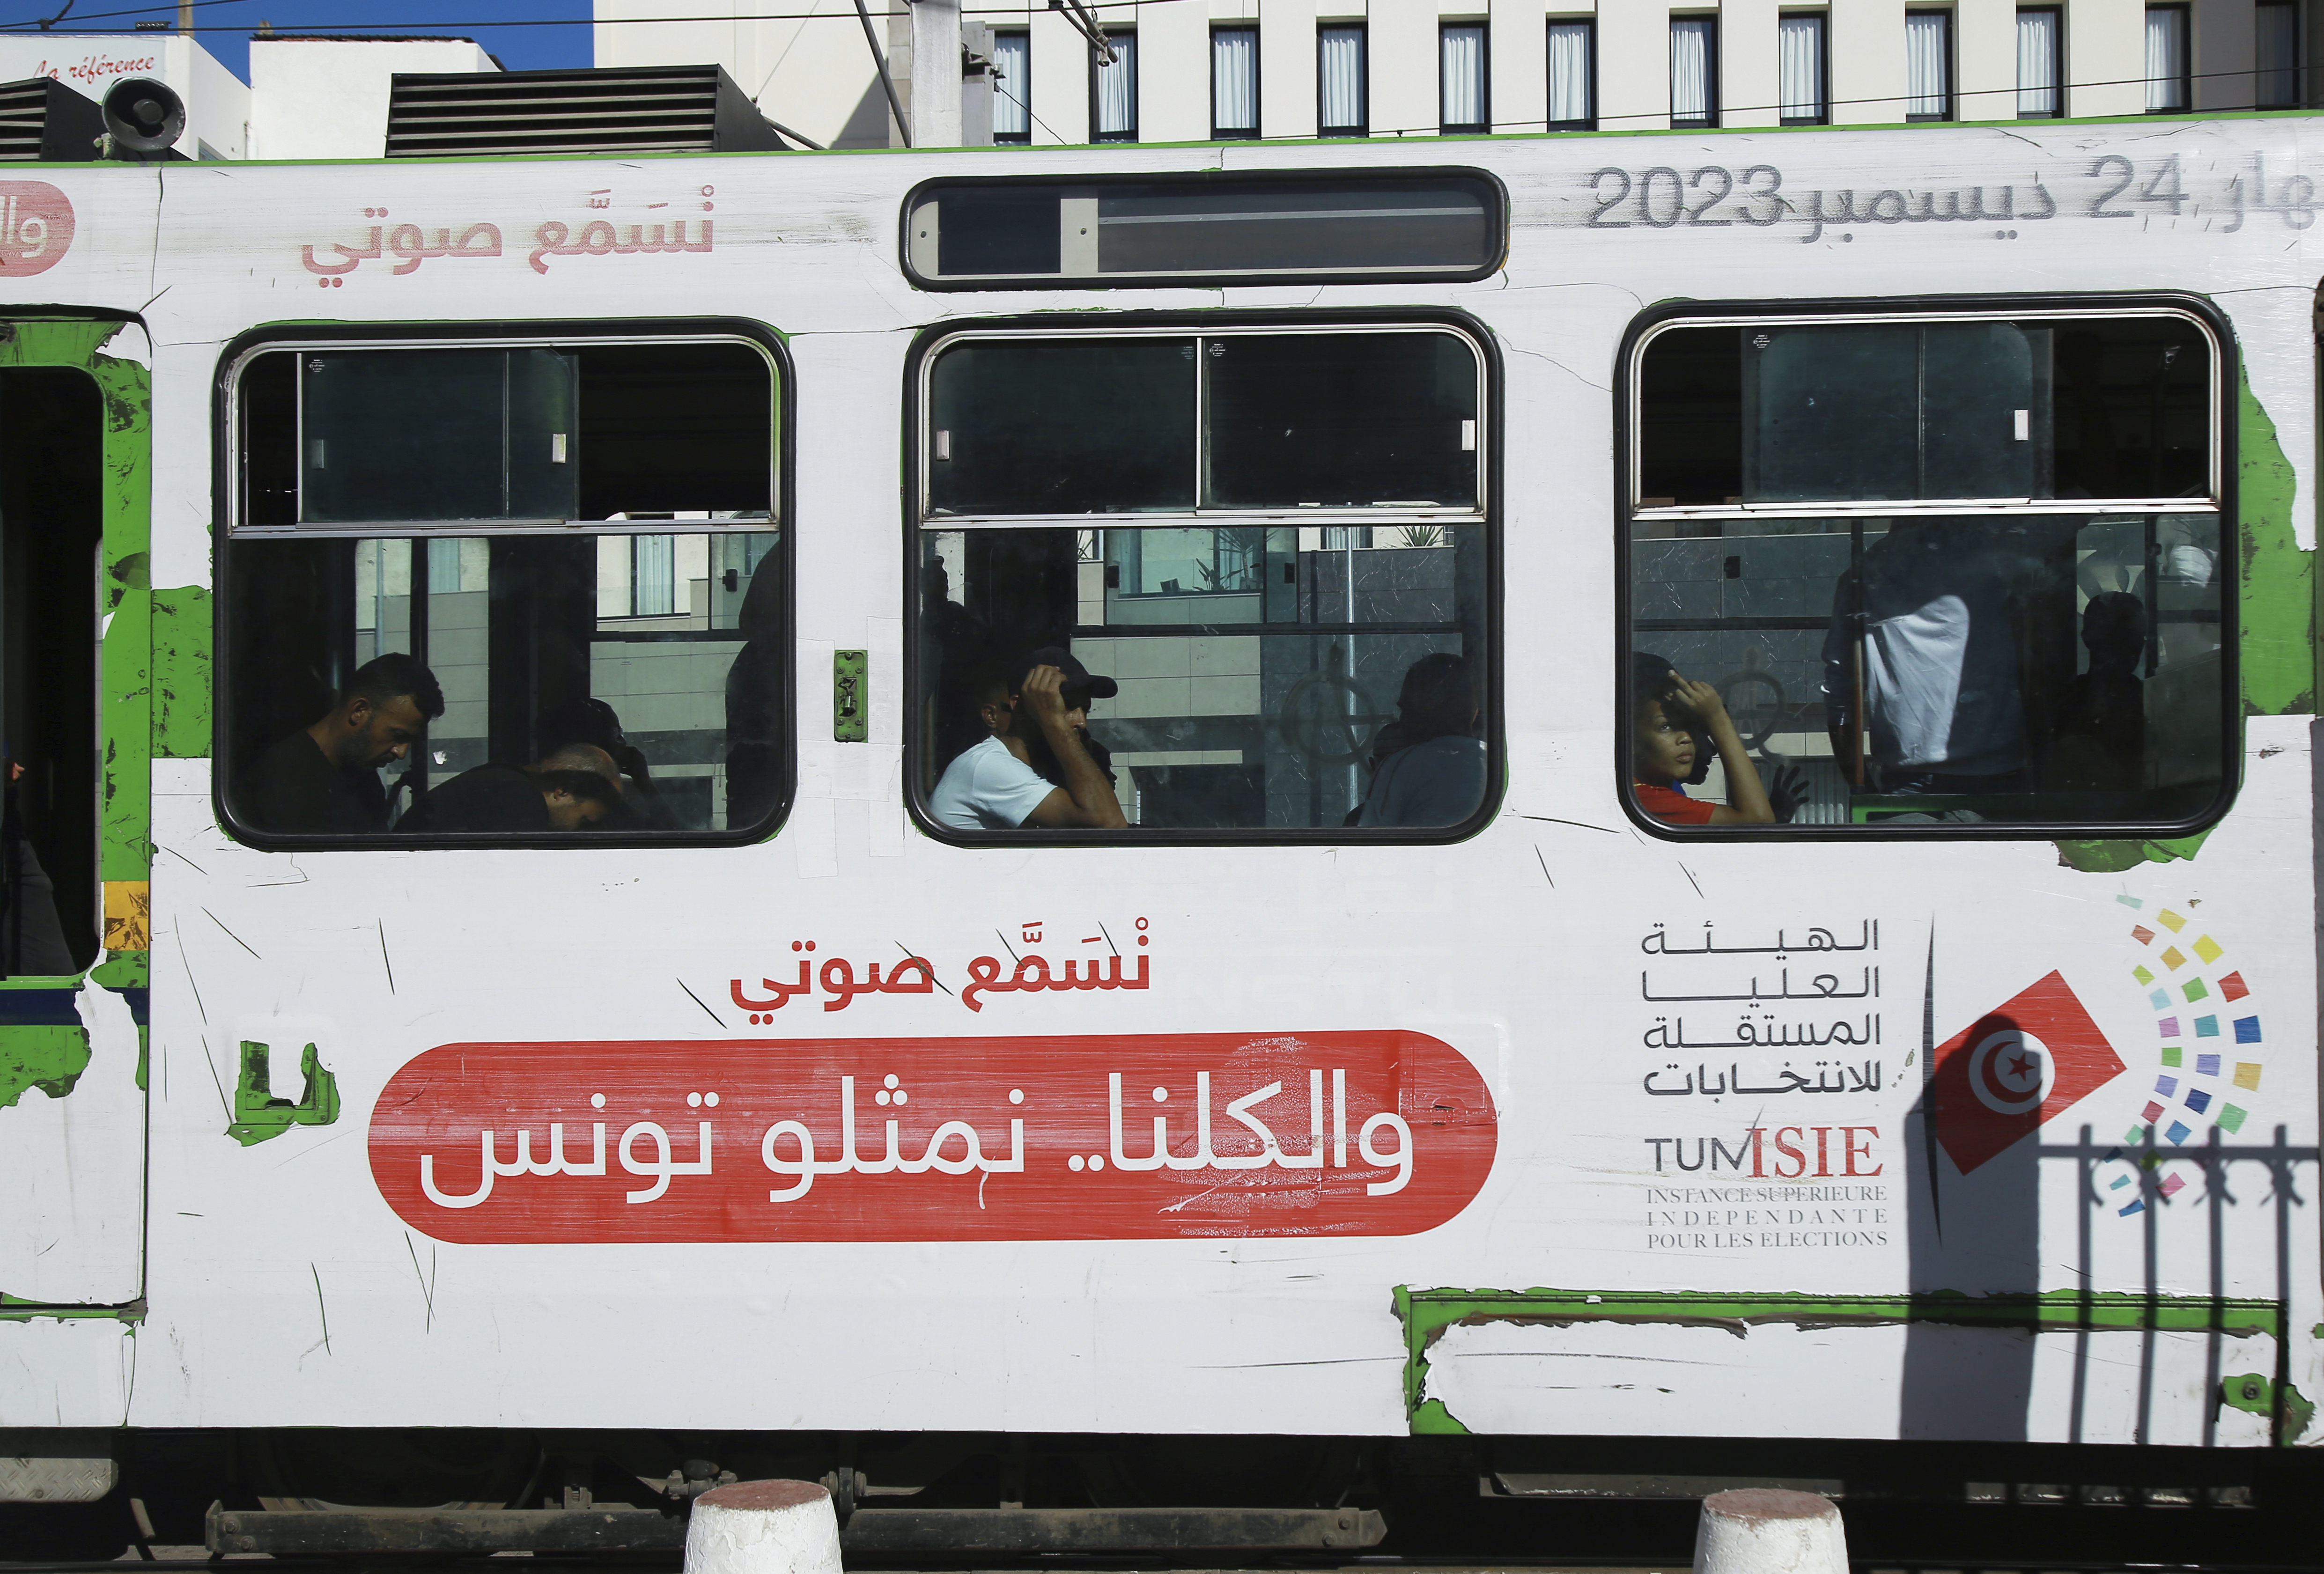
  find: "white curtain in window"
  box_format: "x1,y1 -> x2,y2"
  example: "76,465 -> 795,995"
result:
2257,0 -> 2298,106
1213,28 -> 1257,131
2145,6 -> 2187,110
633,535 -> 674,617
2016,9 -> 2059,115
1096,32 -> 1137,135
992,31 -> 1030,136
1319,25 -> 1366,129
1547,19 -> 1592,124
1778,15 -> 1824,119
1669,17 -> 1712,122
1441,23 -> 1486,128
1905,11 -> 1949,116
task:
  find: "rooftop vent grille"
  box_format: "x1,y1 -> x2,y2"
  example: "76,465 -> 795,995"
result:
0,77 -> 106,162
386,64 -> 789,158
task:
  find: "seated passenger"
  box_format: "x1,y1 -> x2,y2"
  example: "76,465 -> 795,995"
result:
930,649 -> 1128,831
1632,662 -> 1773,826
1356,653 -> 1487,828
398,746 -> 622,833
2047,590 -> 2147,792
243,653 -> 444,835
539,697 -> 676,830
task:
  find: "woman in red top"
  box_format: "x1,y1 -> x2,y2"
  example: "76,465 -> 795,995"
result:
1632,665 -> 1774,826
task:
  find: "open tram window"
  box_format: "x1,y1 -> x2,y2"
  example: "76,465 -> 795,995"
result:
220,331 -> 786,845
913,323 -> 1493,838
1623,304 -> 2231,834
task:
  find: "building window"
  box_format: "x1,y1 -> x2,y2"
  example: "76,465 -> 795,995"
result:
222,334 -> 786,843
2016,7 -> 2062,117
1092,31 -> 1138,142
1547,18 -> 1595,129
1441,22 -> 1488,133
1625,309 -> 2229,836
1905,10 -> 1952,120
1319,23 -> 1368,135
1777,14 -> 1826,124
914,325 -> 1493,838
1213,25 -> 1259,138
1670,16 -> 1717,128
992,29 -> 1030,143
2257,0 -> 2299,107
2145,5 -> 2189,111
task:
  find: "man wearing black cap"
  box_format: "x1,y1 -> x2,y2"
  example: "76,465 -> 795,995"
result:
930,648 -> 1128,831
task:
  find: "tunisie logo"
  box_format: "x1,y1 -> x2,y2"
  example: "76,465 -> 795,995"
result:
1930,971 -> 2125,1175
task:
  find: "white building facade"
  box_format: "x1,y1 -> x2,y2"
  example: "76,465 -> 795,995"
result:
596,0 -> 2324,149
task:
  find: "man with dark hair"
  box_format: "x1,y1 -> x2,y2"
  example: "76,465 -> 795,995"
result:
930,648 -> 1127,831
1355,652 -> 1487,828
398,745 -> 623,833
242,653 -> 445,834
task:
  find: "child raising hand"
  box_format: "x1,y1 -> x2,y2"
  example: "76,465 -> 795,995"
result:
1631,663 -> 1775,826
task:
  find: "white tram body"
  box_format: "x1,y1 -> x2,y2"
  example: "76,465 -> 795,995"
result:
0,112 -> 2316,1487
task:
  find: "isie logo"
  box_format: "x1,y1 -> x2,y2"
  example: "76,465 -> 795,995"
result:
0,183 -> 73,276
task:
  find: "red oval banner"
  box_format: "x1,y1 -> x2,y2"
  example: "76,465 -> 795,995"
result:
370,1032 -> 1497,1243
0,183 -> 73,276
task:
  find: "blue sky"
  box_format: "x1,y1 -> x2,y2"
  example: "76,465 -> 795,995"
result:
0,0 -> 594,79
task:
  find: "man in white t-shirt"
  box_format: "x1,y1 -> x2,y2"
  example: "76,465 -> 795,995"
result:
930,648 -> 1129,831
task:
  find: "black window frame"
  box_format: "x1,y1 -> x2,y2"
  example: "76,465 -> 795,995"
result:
1090,29 -> 1139,143
1904,7 -> 1954,122
1545,16 -> 1596,130
2016,5 -> 2064,118
1669,13 -> 1719,129
2145,2 -> 2192,112
1211,22 -> 1261,139
1614,293 -> 2240,844
211,317 -> 796,853
902,308 -> 1504,849
1317,22 -> 1370,137
1439,20 -> 1490,134
2256,0 -> 2301,108
1776,10 -> 1829,125
992,27 -> 1032,145
898,168 -> 1511,293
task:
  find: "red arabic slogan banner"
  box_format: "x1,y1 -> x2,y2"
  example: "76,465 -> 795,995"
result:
1930,971 -> 2126,1175
370,1032 -> 1498,1244
0,184 -> 72,277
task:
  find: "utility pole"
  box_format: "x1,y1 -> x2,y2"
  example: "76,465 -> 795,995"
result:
908,0 -> 962,147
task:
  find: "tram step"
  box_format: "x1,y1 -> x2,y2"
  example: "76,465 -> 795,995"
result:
205,1502 -> 1389,1556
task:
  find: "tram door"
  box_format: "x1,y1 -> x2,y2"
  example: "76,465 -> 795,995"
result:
0,330 -> 148,1308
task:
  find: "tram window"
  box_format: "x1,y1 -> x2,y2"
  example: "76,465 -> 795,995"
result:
1625,307 -> 2228,833
221,337 -> 785,844
927,338 -> 1196,515
914,324 -> 1492,837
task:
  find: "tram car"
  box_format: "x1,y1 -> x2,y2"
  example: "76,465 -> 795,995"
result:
0,82 -> 2318,1556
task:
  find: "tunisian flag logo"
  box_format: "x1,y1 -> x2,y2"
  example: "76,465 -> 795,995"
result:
1931,971 -> 2125,1175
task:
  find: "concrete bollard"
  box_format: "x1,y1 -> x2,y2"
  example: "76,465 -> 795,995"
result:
1692,1488 -> 1847,1574
683,1479 -> 845,1574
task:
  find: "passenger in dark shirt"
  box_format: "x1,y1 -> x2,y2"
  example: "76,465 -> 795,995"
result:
241,654 -> 444,835
398,746 -> 622,833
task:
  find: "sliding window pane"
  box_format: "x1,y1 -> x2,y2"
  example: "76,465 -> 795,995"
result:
927,338 -> 1197,515
1203,332 -> 1480,509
